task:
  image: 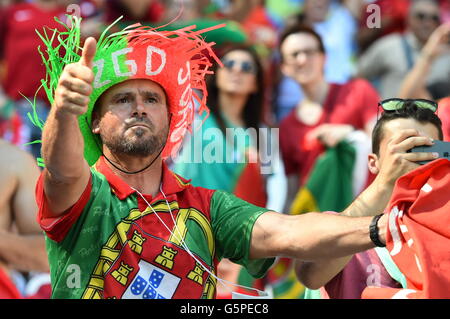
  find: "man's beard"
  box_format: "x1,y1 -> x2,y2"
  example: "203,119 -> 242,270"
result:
101,124 -> 168,158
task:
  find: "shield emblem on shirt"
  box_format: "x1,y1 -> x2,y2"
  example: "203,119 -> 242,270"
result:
122,260 -> 180,299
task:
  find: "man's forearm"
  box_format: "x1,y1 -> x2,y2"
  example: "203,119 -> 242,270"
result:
0,231 -> 49,273
287,213 -> 382,260
251,212 -> 386,261
398,54 -> 432,99
42,107 -> 86,182
342,176 -> 394,218
294,178 -> 394,288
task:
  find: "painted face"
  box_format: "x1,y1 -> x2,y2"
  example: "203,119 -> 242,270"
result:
93,79 -> 169,157
281,32 -> 325,86
215,50 -> 258,96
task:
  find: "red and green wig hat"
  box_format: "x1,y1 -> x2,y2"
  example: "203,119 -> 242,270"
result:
36,17 -> 223,166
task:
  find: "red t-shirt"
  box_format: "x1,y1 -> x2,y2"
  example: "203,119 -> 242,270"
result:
279,79 -> 379,185
0,3 -> 66,102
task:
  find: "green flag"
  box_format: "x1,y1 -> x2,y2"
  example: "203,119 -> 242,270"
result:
290,141 -> 356,215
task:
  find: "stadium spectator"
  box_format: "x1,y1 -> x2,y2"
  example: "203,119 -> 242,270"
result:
0,0 -> 67,158
275,0 -> 359,121
278,24 -> 379,213
0,139 -> 50,298
357,0 -> 450,99
296,99 -> 443,298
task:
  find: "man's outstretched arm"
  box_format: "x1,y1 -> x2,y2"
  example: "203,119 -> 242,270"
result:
41,37 -> 96,216
293,130 -> 437,288
250,130 -> 437,263
250,211 -> 385,261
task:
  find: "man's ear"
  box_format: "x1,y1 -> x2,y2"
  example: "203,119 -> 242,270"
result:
368,153 -> 380,175
92,113 -> 100,134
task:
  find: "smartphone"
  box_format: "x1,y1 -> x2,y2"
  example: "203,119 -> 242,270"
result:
408,140 -> 450,165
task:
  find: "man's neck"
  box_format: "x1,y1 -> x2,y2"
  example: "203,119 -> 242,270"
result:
103,151 -> 164,197
301,79 -> 330,106
218,91 -> 248,127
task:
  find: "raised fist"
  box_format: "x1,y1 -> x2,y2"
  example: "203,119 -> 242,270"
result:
54,37 -> 97,115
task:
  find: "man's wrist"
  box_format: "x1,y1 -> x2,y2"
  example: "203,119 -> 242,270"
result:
373,174 -> 396,192
53,105 -> 82,121
420,49 -> 435,62
370,214 -> 387,247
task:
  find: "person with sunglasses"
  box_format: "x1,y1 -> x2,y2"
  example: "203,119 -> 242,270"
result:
173,45 -> 266,207
35,15 -> 438,300
295,99 -> 443,299
172,45 -> 268,298
357,0 -> 450,100
398,21 -> 450,101
397,21 -> 450,143
278,23 -> 380,217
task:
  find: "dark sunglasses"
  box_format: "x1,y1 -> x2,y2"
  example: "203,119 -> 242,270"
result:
414,12 -> 440,23
377,98 -> 438,119
222,59 -> 256,74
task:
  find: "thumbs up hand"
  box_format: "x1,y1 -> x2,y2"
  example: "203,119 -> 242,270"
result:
54,37 -> 97,116
79,36 -> 97,68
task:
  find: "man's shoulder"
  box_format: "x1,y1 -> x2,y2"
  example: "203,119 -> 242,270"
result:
86,165 -> 118,200
0,139 -> 39,173
339,78 -> 375,92
169,170 -> 217,202
331,78 -> 378,106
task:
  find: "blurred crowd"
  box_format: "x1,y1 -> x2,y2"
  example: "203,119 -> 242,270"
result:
0,0 -> 449,299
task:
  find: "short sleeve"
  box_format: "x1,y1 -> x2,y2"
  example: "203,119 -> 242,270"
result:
210,190 -> 274,278
331,79 -> 379,130
35,170 -> 97,243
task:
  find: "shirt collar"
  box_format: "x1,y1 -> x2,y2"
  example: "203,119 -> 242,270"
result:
94,156 -> 191,200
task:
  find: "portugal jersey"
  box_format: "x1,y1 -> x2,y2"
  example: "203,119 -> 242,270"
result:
36,157 -> 274,299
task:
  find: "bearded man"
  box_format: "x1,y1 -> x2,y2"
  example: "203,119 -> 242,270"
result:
35,19 -> 435,299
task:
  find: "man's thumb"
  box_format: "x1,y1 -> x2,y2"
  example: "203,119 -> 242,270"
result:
80,37 -> 97,68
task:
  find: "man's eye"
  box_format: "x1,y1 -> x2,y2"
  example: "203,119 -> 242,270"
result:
118,97 -> 130,103
147,97 -> 157,103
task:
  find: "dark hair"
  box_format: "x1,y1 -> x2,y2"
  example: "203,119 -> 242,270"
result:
409,0 -> 439,16
372,100 -> 443,155
278,23 -> 326,60
206,45 -> 265,137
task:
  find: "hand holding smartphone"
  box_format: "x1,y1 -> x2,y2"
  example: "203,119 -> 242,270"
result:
408,140 -> 450,165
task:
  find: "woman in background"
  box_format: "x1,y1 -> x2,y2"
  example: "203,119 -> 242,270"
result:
173,45 -> 267,206
172,45 -> 268,298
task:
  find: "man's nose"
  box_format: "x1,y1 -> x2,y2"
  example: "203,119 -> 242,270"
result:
131,97 -> 147,116
295,52 -> 308,66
